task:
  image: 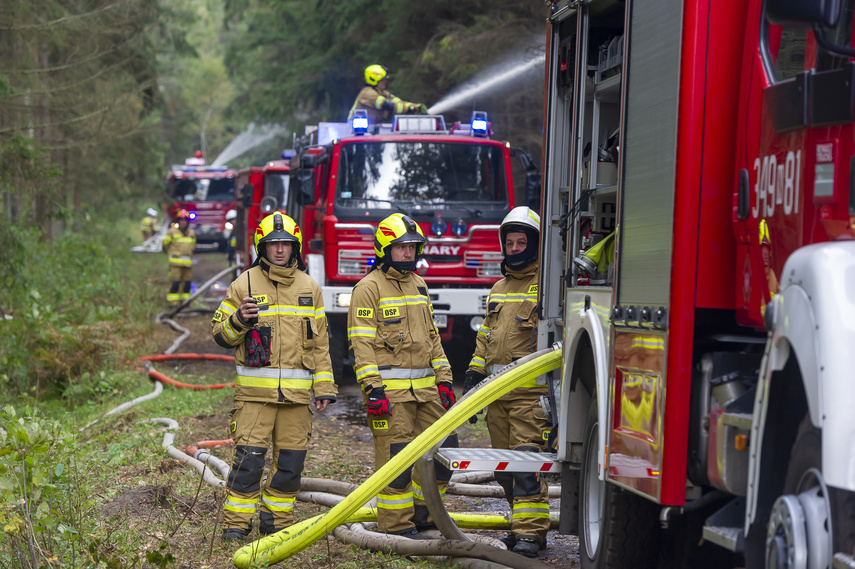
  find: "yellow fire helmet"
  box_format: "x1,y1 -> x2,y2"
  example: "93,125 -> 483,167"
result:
364,64 -> 388,86
759,218 -> 771,246
254,212 -> 302,254
374,213 -> 427,273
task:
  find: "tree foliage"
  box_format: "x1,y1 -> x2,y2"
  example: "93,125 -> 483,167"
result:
222,0 -> 545,134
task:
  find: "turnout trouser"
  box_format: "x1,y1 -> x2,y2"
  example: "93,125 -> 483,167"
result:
223,401 -> 312,534
367,399 -> 458,534
167,264 -> 192,304
486,397 -> 551,544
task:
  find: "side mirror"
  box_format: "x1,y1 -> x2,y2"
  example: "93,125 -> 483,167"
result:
300,154 -> 318,169
260,196 -> 278,214
241,184 -> 253,207
766,0 -> 839,28
296,169 -> 315,205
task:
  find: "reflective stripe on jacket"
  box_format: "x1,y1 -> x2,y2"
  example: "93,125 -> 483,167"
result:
347,86 -> 415,123
163,227 -> 196,265
347,265 -> 451,403
211,260 -> 337,404
468,262 -> 546,400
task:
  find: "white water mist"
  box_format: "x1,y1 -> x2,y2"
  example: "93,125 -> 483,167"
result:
428,46 -> 546,115
211,123 -> 288,166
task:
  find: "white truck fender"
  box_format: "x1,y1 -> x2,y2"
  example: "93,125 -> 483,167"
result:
746,240 -> 855,529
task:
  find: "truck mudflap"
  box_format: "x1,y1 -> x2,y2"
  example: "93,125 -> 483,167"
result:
746,240 -> 855,533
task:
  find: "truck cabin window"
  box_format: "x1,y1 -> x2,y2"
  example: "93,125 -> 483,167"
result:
334,141 -> 509,213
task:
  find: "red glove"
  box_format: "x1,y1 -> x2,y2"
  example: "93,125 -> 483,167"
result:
437,382 -> 456,410
245,329 -> 271,367
365,386 -> 391,416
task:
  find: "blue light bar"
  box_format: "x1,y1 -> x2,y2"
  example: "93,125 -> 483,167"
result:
471,111 -> 489,137
352,110 -> 369,134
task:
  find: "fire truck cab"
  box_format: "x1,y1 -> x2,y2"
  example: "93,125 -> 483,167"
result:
286,112 -> 531,381
234,153 -> 293,270
165,153 -> 237,251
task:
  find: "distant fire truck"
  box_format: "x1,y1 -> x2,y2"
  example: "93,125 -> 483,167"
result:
433,0 -> 855,567
165,151 -> 237,251
283,111 -> 538,380
233,153 -> 293,269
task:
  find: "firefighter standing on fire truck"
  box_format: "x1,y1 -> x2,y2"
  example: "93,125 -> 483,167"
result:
463,206 -> 550,557
212,212 -> 337,542
162,209 -> 196,305
347,64 -> 428,124
346,213 -> 458,539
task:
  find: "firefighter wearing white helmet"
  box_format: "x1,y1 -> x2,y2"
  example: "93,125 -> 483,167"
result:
347,64 -> 428,124
463,206 -> 550,557
212,212 -> 337,542
141,207 -> 159,242
346,212 -> 458,539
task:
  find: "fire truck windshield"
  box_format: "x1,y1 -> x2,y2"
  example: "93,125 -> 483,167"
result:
170,177 -> 235,202
334,141 -> 509,212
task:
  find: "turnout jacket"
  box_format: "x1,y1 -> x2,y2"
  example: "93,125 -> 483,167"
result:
468,262 -> 546,401
162,227 -> 196,267
211,259 -> 337,405
347,86 -> 417,124
347,265 -> 451,402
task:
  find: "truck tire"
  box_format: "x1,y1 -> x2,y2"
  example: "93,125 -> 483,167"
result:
579,399 -> 661,569
759,416 -> 855,569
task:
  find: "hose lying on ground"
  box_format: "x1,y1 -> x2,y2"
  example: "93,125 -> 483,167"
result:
332,523 -> 544,569
147,418 -> 225,488
232,344 -> 562,568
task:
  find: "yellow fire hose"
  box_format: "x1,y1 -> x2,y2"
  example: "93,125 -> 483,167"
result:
233,344 -> 562,568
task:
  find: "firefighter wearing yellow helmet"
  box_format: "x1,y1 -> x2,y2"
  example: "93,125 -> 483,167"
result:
346,213 -> 458,538
463,206 -> 550,557
162,208 -> 196,305
212,212 -> 337,542
347,64 -> 428,124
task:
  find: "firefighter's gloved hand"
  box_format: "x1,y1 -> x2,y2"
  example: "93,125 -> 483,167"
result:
463,370 -> 486,396
463,371 -> 485,423
437,382 -> 456,410
365,386 -> 391,416
418,103 -> 428,114
245,329 -> 271,368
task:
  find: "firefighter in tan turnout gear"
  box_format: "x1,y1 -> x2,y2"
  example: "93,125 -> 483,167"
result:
212,212 -> 337,542
347,213 -> 459,539
463,206 -> 550,557
162,208 -> 196,305
347,64 -> 427,124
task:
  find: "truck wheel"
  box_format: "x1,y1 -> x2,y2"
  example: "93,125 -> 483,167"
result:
760,416 -> 855,569
579,399 -> 660,569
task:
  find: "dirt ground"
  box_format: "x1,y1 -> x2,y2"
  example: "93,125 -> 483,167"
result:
97,251 -> 580,568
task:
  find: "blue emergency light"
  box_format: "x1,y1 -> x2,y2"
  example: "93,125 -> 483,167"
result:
189,212 -> 197,220
352,110 -> 369,134
471,111 -> 489,137
281,149 -> 296,159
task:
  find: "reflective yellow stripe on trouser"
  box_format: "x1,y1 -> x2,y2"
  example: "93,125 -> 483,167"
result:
512,499 -> 550,542
223,493 -> 259,530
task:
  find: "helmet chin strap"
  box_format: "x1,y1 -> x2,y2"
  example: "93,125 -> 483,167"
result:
502,228 -> 539,270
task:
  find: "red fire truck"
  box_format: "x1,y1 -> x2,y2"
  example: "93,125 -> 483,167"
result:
285,112 -> 537,380
233,153 -> 294,270
165,152 -> 237,251
434,0 -> 855,567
